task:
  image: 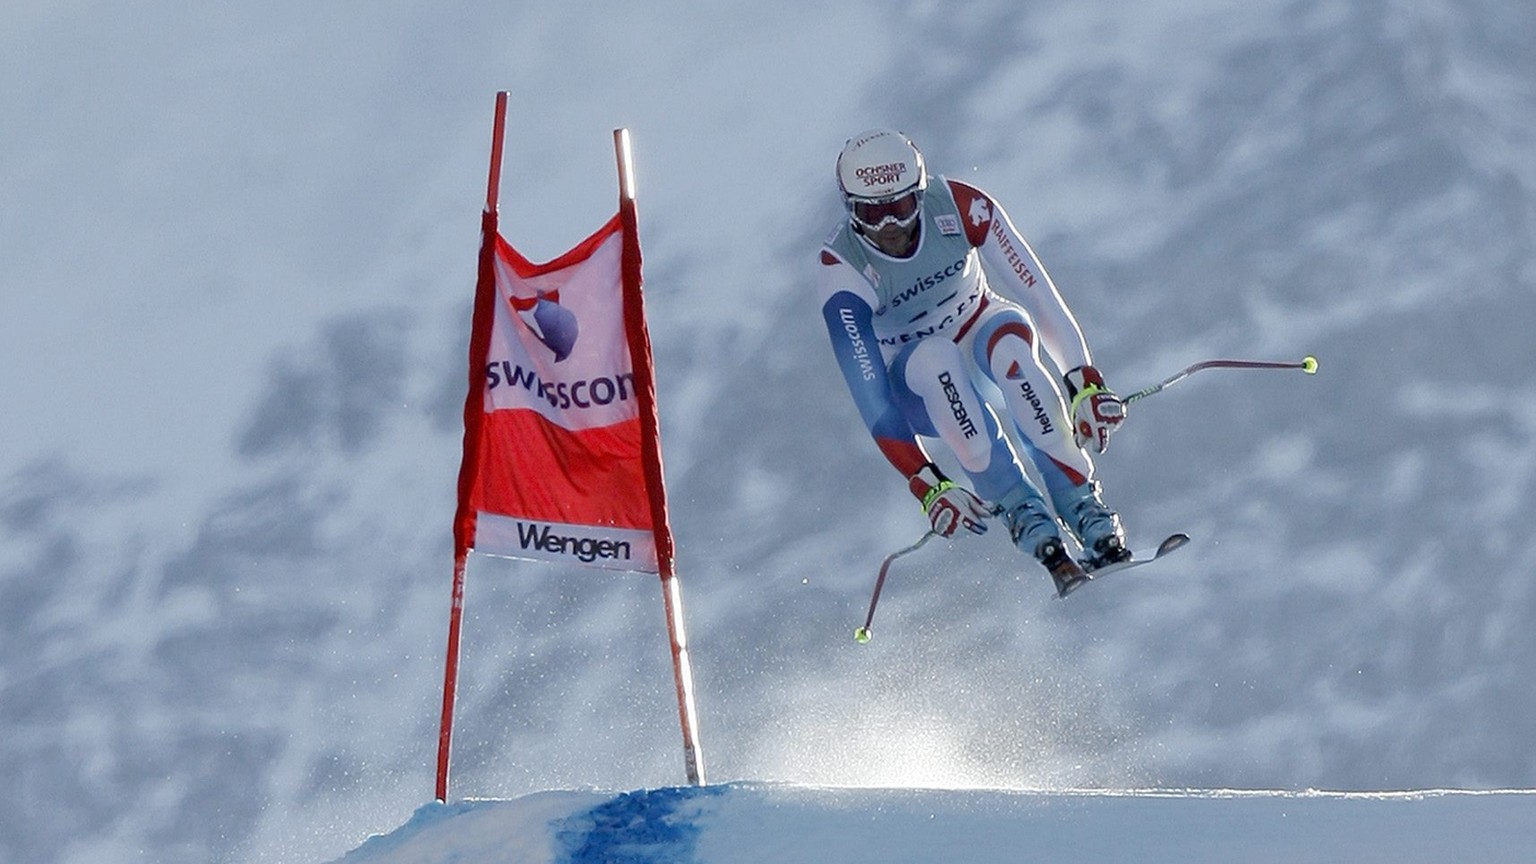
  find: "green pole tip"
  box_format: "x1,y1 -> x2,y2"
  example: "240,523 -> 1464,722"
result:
1301,355 -> 1319,374
854,627 -> 872,644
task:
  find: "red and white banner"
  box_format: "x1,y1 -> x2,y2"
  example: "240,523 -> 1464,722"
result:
438,105 -> 700,803
453,210 -> 670,574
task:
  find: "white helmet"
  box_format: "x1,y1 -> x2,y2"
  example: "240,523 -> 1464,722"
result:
836,129 -> 928,232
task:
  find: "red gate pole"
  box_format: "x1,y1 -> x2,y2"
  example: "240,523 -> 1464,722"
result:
614,128 -> 706,786
436,90 -> 509,802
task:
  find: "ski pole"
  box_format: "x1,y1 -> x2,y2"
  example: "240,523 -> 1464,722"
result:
1123,355 -> 1318,405
854,530 -> 937,644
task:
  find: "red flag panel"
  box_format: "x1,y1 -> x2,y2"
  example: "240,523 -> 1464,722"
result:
471,409 -> 648,528
456,213 -> 663,573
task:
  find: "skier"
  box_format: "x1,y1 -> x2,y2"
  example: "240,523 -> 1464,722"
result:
818,128 -> 1130,596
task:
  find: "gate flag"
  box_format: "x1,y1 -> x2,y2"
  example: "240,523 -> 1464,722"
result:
455,213 -> 664,574
438,101 -> 701,802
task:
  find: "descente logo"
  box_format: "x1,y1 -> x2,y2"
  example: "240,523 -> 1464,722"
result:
516,522 -> 632,564
938,371 -> 978,438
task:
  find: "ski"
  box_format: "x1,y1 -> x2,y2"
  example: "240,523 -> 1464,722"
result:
1081,532 -> 1191,581
1052,533 -> 1193,599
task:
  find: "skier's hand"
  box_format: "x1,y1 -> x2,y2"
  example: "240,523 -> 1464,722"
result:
925,484 -> 991,538
908,463 -> 990,538
1065,366 -> 1126,454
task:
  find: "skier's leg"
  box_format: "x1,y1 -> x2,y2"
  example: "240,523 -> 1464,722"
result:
890,337 -> 1017,502
968,305 -> 1129,564
1015,436 -> 1129,566
890,338 -> 1061,558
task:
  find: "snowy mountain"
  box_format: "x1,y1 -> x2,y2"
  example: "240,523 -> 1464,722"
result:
2,1 -> 1533,863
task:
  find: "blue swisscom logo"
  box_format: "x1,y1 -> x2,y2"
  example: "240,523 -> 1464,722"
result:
491,289 -> 637,410
485,360 -> 637,411
515,521 -> 633,564
509,290 -> 580,362
890,257 -> 966,308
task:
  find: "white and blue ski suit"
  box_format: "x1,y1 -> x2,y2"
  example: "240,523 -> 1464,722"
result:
818,177 -> 1100,514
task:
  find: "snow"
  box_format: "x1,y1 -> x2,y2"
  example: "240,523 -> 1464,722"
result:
4,1 -> 1536,862
333,783 -> 1536,864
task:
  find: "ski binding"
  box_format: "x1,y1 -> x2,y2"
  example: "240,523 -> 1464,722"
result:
1057,532 -> 1191,597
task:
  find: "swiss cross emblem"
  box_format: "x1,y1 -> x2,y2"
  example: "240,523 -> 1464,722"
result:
968,196 -> 992,227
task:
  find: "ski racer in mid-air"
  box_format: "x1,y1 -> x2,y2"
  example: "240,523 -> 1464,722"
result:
817,128 -> 1130,596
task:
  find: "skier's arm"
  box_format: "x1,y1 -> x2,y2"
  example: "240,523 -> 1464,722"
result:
947,178 -> 1127,452
947,179 -> 1092,374
817,254 -> 930,477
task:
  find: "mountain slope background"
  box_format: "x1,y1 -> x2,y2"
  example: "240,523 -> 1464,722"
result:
2,1 -> 1533,862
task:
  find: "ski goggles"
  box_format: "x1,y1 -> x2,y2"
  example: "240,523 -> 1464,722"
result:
849,189 -> 923,232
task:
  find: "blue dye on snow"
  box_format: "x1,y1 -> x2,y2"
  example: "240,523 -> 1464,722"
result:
555,786 -> 725,864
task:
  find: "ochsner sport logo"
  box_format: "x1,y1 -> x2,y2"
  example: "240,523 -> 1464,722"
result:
856,161 -> 909,190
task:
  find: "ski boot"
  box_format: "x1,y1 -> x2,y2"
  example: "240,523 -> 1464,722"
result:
1037,536 -> 1092,597
1056,481 -> 1131,571
1001,489 -> 1089,597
